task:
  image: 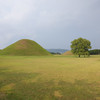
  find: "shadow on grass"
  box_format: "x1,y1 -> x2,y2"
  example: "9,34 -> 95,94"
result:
0,68 -> 39,87
6,80 -> 100,100
0,68 -> 100,100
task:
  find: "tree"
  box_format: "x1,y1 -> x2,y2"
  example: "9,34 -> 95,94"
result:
71,38 -> 91,57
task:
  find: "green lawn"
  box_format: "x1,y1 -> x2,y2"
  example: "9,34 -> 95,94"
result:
0,55 -> 100,100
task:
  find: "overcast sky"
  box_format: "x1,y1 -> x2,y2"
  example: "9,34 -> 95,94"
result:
0,0 -> 100,49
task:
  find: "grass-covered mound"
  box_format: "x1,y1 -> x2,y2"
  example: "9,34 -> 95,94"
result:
62,50 -> 73,55
0,39 -> 51,56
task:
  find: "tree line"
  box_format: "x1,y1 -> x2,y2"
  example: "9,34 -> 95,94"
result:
89,49 -> 100,55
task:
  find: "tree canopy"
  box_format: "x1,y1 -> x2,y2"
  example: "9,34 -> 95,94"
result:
71,38 -> 91,57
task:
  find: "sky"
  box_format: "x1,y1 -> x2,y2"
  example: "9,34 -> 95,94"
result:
0,0 -> 100,50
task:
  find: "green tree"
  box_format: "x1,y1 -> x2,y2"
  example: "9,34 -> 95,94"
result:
71,38 -> 91,57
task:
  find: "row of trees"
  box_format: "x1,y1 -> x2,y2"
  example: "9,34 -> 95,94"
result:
89,49 -> 100,55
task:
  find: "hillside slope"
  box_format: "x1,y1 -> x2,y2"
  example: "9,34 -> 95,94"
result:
62,50 -> 73,55
0,39 -> 51,56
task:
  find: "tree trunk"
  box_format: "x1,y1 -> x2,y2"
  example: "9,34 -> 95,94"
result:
79,55 -> 80,57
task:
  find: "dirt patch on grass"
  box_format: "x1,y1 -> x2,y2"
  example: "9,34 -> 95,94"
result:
15,40 -> 28,49
0,92 -> 6,100
54,91 -> 63,98
96,97 -> 100,100
0,83 -> 15,92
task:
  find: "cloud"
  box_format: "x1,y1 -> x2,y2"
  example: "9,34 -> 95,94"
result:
0,0 -> 35,22
0,0 -> 100,49
0,0 -> 36,48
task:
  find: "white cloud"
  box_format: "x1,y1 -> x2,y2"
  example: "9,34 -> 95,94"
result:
0,0 -> 100,49
0,0 -> 36,23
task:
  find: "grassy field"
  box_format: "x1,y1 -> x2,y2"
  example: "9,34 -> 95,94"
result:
0,55 -> 100,100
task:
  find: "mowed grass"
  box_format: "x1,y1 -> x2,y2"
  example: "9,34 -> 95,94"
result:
0,55 -> 100,100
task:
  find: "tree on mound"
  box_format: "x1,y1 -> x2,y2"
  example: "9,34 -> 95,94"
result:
0,39 -> 51,56
71,38 -> 91,57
